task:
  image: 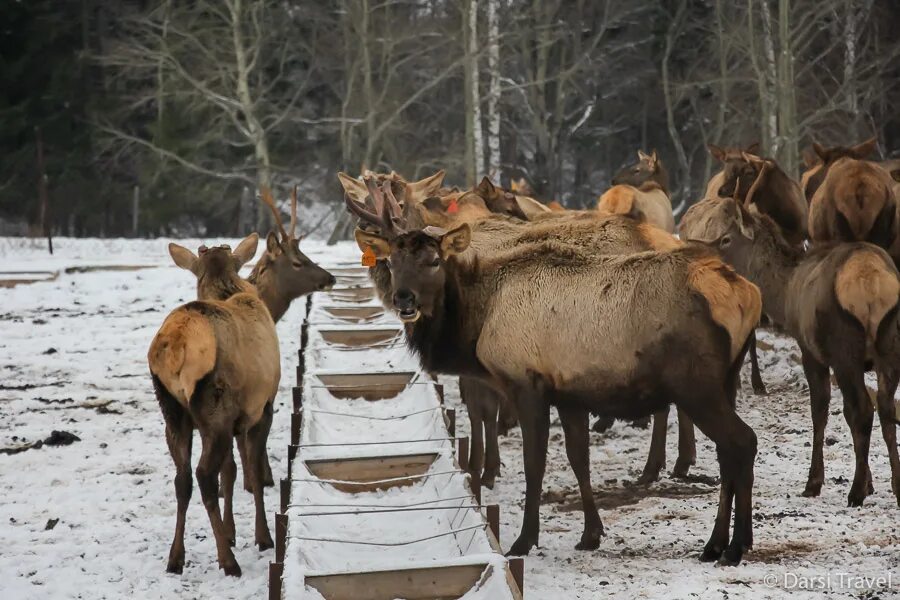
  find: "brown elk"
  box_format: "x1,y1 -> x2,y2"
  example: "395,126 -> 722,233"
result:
226,188 -> 334,491
411,184 -> 700,485
705,143 -> 759,200
687,198 -> 900,507
705,146 -> 807,246
148,235 -> 279,576
599,150 -> 674,232
351,181 -> 761,565
801,137 -> 878,201
250,187 -> 336,322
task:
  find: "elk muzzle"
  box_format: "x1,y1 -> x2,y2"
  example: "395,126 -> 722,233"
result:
392,288 -> 420,323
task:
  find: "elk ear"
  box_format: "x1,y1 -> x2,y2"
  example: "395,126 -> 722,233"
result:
850,137 -> 878,159
637,150 -> 650,162
407,170 -> 446,202
476,176 -> 496,196
812,142 -> 828,161
233,232 -> 259,267
439,224 -> 471,257
708,144 -> 726,162
649,149 -> 659,169
266,231 -> 282,255
733,201 -> 755,240
354,229 -> 391,258
802,148 -> 819,169
169,243 -> 199,274
745,142 -> 760,155
338,172 -> 369,203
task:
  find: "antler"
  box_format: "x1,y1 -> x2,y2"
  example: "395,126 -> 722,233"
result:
290,186 -> 298,240
744,161 -> 770,208
344,178 -> 406,236
260,186 -> 290,241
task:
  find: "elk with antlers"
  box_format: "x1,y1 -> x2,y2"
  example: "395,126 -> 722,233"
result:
350,180 -> 762,565
148,235 -> 279,576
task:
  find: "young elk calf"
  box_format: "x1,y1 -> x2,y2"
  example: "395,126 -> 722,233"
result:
688,200 -> 900,507
148,234 -> 279,576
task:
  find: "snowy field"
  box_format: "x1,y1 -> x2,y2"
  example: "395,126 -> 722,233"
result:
1,236 -> 899,599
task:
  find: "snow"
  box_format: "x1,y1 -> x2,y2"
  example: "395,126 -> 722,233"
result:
1,236 -> 899,599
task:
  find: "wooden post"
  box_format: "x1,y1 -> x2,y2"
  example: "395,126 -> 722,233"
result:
446,408 -> 456,436
434,383 -> 445,405
300,319 -> 309,351
305,294 -> 313,319
280,478 -> 290,513
486,504 -> 499,539
291,412 -> 302,446
288,444 -> 298,480
292,386 -> 303,413
268,562 -> 283,600
132,185 -> 140,236
509,557 -> 524,595
275,513 -> 288,563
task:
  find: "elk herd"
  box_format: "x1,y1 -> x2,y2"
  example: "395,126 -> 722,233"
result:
147,136 -> 900,577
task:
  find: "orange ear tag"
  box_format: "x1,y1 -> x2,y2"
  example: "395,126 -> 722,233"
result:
447,198 -> 459,214
361,247 -> 377,267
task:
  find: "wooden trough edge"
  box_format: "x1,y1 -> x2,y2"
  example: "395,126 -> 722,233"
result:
302,560 -> 523,600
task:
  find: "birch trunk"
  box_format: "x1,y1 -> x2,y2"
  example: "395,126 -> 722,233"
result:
486,0 -> 501,181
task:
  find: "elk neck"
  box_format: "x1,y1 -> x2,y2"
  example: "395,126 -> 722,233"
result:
403,256 -> 487,378
739,220 -> 800,327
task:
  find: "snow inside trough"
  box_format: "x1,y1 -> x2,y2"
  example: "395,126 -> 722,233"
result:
1,236 -> 899,599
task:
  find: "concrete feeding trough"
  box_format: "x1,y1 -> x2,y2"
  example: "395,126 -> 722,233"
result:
321,306 -> 385,324
318,328 -> 400,348
303,452 -> 439,493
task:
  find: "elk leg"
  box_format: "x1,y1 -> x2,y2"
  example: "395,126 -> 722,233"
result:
237,435 -> 252,493
748,330 -> 767,395
246,402 -> 274,551
482,390 -> 501,489
262,454 -> 275,488
462,381 -> 485,492
498,394 -> 518,435
221,447 -> 237,546
636,406 -> 669,484
196,431 -> 241,576
673,408 -> 696,479
507,390 -> 550,556
876,368 -> 900,506
800,350 -> 830,498
686,400 -> 756,566
591,415 -> 615,433
557,405 -> 603,550
164,410 -> 193,574
833,366 -> 875,507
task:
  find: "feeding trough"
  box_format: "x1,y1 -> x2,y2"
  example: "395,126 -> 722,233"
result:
321,306 -> 386,324
318,328 -> 400,348
327,287 -> 376,303
315,372 -> 416,400
304,453 -> 439,492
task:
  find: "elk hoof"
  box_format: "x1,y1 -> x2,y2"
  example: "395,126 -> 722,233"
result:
482,470 -> 498,490
847,490 -> 866,508
635,467 -> 662,486
801,480 -> 822,497
672,458 -> 693,479
575,528 -> 603,551
258,533 -> 274,551
751,378 -> 767,396
166,559 -> 184,575
506,536 -> 536,556
718,543 -> 745,566
222,559 -> 242,578
699,543 -> 724,563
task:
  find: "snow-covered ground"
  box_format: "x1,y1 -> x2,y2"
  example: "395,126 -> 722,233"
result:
1,237 -> 899,599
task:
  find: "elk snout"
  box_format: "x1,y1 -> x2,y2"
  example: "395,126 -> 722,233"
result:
393,289 -> 420,323
319,274 -> 336,290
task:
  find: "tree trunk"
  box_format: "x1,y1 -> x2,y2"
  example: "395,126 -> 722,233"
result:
35,126 -> 53,254
776,0 -> 797,177
661,0 -> 691,215
468,0 -> 484,181
485,0 -> 501,181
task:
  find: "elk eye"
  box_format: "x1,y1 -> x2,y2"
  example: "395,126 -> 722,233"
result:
292,261 -> 303,269
428,258 -> 440,267
719,235 -> 732,249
